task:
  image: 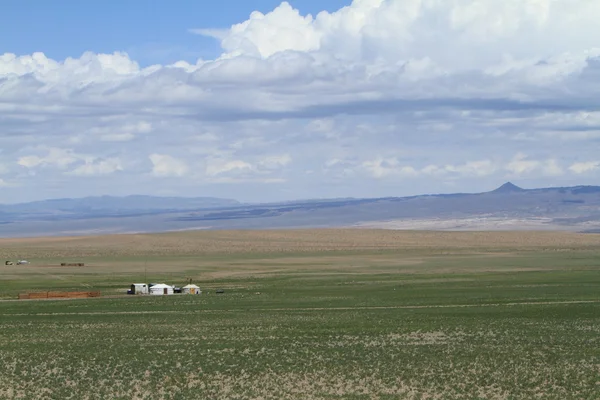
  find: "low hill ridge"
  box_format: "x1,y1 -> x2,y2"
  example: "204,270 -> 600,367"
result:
2,183 -> 600,237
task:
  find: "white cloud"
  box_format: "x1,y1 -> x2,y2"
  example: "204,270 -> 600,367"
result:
191,2 -> 321,59
430,160 -> 498,178
17,148 -> 79,170
362,157 -> 419,179
1,1 -> 600,202
192,0 -> 600,72
149,154 -> 189,177
569,161 -> 600,174
505,153 -> 541,175
206,159 -> 253,177
68,158 -> 123,176
505,154 -> 564,177
0,51 -> 140,83
543,159 -> 564,177
82,121 -> 153,142
205,154 -> 291,180
258,154 -> 292,169
100,133 -> 135,142
361,158 -> 499,180
16,147 -> 124,177
325,158 -> 344,168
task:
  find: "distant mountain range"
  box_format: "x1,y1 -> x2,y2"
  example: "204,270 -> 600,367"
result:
1,183 -> 600,237
0,195 -> 239,216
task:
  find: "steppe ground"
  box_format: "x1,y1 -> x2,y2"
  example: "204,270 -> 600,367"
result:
1,229 -> 600,399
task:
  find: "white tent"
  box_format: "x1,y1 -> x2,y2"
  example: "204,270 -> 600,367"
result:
149,284 -> 174,296
130,283 -> 148,294
182,284 -> 201,295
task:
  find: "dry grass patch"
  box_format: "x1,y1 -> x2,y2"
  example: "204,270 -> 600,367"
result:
2,229 -> 600,259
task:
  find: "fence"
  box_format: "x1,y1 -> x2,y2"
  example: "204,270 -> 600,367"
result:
18,291 -> 101,300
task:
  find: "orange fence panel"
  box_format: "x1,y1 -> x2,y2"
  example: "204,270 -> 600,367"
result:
18,291 -> 101,300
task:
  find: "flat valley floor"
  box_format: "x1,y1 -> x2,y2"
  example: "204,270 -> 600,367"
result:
1,229 -> 600,399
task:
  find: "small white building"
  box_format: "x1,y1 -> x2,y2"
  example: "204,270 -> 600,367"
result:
130,283 -> 149,294
149,284 -> 174,296
182,284 -> 201,295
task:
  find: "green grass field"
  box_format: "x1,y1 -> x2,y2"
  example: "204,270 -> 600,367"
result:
1,230 -> 599,399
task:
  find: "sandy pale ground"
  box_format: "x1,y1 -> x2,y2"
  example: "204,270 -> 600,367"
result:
349,217 -> 600,232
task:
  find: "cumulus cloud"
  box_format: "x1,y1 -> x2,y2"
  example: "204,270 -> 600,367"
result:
362,157 -> 418,179
191,0 -> 600,70
68,158 -> 123,176
505,154 -> 564,177
423,160 -> 498,178
16,147 -> 125,179
18,148 -> 80,170
569,161 -> 600,174
95,121 -> 152,142
257,154 -> 292,169
205,154 -> 291,183
360,158 -> 498,179
0,51 -> 140,83
2,0 -> 600,201
191,3 -> 321,59
206,159 -> 254,177
347,154 -> 593,183
149,154 -> 189,177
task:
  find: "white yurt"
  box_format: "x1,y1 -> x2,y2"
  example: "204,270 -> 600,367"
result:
149,284 -> 174,296
182,284 -> 201,295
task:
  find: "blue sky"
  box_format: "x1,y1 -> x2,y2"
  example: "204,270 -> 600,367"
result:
2,0 -> 349,65
1,0 -> 600,204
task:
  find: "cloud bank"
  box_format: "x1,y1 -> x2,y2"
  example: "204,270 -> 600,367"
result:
2,0 -> 600,203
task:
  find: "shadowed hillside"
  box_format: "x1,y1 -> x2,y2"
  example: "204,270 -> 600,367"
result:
1,183 -> 600,237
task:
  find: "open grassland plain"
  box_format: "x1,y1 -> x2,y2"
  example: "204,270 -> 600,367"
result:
1,229 -> 600,399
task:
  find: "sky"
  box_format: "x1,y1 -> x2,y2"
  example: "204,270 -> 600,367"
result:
1,0 -> 600,204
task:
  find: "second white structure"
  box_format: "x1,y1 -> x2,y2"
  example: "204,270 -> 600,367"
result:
149,284 -> 174,295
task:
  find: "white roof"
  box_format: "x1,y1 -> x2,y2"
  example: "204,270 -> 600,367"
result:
183,284 -> 200,289
132,283 -> 147,286
150,284 -> 172,289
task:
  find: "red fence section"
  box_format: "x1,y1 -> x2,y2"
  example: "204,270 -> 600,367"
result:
18,291 -> 101,300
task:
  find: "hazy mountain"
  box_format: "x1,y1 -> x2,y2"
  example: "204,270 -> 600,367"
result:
1,183 -> 600,237
0,195 -> 239,213
490,182 -> 526,194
